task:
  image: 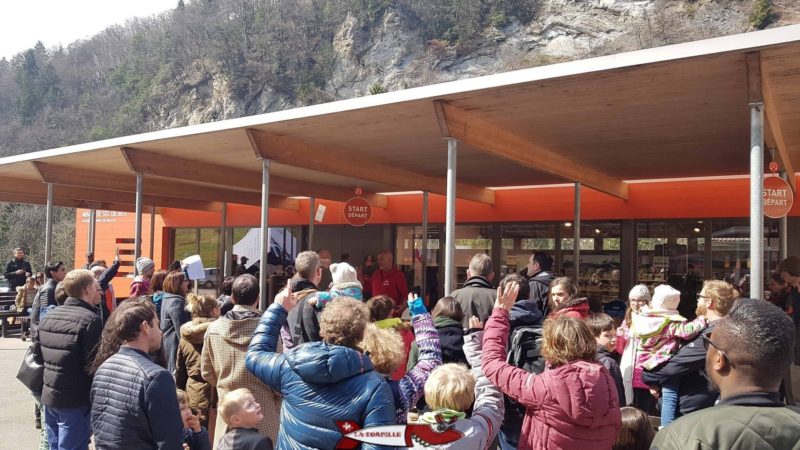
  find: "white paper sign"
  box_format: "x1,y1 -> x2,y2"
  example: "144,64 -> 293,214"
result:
315,204 -> 326,222
182,255 -> 205,280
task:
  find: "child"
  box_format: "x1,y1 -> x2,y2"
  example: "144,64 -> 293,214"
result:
613,407 -> 655,450
587,313 -> 625,405
360,294 -> 442,423
217,389 -> 273,450
408,317 -> 503,449
309,262 -> 364,307
616,285 -> 652,410
177,389 -> 211,450
632,284 -> 706,427
15,276 -> 36,313
482,282 -> 621,449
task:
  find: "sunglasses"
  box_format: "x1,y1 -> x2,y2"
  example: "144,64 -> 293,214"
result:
702,334 -> 734,367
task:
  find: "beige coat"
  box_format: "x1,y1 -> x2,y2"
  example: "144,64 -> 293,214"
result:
201,305 -> 281,448
175,318 -> 215,426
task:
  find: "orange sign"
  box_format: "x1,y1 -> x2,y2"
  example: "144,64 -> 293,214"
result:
344,197 -> 372,226
763,176 -> 793,218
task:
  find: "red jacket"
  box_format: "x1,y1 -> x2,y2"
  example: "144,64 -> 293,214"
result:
482,308 -> 621,450
550,298 -> 590,320
370,268 -> 409,315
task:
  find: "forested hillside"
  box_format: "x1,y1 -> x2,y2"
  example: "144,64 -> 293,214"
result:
0,0 -> 795,269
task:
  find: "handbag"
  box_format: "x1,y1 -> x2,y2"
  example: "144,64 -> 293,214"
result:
16,342 -> 44,393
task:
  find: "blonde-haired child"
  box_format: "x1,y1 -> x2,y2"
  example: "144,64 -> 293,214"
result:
216,389 -> 273,450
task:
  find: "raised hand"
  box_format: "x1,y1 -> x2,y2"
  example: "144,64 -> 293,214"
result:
274,281 -> 297,313
407,292 -> 427,317
494,282 -> 519,311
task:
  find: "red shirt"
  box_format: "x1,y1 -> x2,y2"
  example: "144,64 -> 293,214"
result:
371,268 -> 409,314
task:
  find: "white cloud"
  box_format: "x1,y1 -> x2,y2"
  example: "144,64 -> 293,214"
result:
0,0 -> 177,60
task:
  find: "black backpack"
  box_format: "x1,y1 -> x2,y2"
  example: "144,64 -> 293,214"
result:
502,324 -> 545,444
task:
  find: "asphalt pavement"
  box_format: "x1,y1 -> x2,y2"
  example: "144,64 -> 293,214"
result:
0,335 -> 41,450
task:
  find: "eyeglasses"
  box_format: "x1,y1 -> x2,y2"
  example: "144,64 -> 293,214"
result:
702,334 -> 734,367
697,293 -> 709,301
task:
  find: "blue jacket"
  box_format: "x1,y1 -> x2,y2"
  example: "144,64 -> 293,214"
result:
246,303 -> 395,450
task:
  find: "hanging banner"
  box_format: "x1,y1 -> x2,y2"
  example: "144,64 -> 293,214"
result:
344,197 -> 372,227
763,176 -> 793,219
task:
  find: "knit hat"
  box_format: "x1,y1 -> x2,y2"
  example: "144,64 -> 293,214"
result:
136,257 -> 155,274
628,284 -> 651,303
650,284 -> 681,313
330,262 -> 358,285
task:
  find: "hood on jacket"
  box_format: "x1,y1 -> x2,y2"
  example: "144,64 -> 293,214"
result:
433,316 -> 462,330
218,306 -> 262,347
631,311 -> 684,339
510,299 -> 543,327
528,270 -> 555,284
180,318 -> 215,344
549,360 -> 619,426
552,297 -> 590,318
285,341 -> 375,385
463,276 -> 493,290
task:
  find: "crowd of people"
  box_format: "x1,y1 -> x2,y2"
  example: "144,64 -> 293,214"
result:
11,247 -> 800,449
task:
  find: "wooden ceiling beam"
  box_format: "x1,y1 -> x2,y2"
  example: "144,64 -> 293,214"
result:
246,128 -> 495,205
758,54 -> 797,193
120,147 -> 387,208
434,100 -> 629,200
31,161 -> 298,210
0,192 -> 138,213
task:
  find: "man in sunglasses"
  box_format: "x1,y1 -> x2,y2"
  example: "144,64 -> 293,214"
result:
653,298 -> 800,448
642,280 -> 738,418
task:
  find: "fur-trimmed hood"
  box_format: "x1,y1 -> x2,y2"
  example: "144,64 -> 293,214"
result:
179,317 -> 215,344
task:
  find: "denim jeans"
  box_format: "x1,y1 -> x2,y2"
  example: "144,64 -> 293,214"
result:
497,429 -> 518,450
659,380 -> 680,427
45,405 -> 91,450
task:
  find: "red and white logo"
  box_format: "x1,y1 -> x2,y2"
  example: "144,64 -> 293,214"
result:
335,420 -> 463,448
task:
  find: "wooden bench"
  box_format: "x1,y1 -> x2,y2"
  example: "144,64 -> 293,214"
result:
0,292 -> 28,339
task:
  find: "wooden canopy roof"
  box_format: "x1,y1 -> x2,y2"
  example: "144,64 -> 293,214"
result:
0,25 -> 798,212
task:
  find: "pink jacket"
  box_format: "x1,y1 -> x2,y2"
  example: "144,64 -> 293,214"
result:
615,321 -> 648,390
482,308 -> 621,450
631,313 -> 707,370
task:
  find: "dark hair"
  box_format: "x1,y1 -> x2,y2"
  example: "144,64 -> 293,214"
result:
163,270 -> 187,296
169,260 -> 182,271
149,270 -> 168,294
367,295 -> 395,322
92,298 -> 157,373
431,297 -> 464,323
770,271 -> 786,285
585,313 -> 616,337
44,260 -> 64,279
232,274 -> 259,306
532,252 -> 553,271
500,273 -> 530,302
613,407 -> 655,450
716,298 -> 796,385
222,276 -> 235,296
779,256 -> 800,277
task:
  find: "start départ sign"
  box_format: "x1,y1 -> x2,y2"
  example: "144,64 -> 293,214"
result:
344,197 -> 372,226
763,176 -> 793,219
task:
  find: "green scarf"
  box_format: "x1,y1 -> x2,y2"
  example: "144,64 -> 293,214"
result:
375,317 -> 403,329
419,409 -> 466,424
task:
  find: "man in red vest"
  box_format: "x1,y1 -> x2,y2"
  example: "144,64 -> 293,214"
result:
371,250 -> 408,317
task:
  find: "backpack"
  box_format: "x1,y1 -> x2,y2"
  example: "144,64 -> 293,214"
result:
502,324 -> 545,444
506,324 -> 545,374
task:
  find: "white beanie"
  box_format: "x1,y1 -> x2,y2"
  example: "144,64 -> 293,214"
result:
651,284 -> 681,312
628,284 -> 651,303
136,257 -> 155,274
330,262 -> 358,285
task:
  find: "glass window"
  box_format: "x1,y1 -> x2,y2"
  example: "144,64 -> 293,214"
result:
500,224 -> 556,277
561,221 -> 621,305
711,218 -> 780,297
395,225 -> 440,302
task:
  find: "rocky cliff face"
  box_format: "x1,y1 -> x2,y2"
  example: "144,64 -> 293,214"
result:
161,0 -> 779,128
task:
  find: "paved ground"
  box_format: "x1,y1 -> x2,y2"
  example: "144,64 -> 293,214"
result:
0,334 -> 41,450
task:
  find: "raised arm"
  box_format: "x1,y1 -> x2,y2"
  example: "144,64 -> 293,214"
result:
246,303 -> 290,392
397,296 -> 442,415
464,329 -> 504,448
98,259 -> 120,291
666,316 -> 707,340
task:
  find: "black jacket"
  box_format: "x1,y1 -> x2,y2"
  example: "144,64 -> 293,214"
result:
641,323 -> 719,415
91,346 -> 184,450
217,428 -> 273,450
37,297 -> 102,408
452,276 -> 496,328
598,346 -> 625,406
5,258 -> 32,290
527,270 -> 555,314
30,278 -> 58,339
285,278 -> 320,346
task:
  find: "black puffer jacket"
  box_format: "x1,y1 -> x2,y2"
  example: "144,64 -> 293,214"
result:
30,278 -> 58,340
527,270 -> 555,314
37,297 -> 102,408
91,346 -> 184,450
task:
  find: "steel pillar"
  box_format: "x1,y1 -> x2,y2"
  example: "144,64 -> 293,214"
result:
44,183 -> 54,264
444,139 -> 457,296
134,172 -> 143,274
149,206 -> 156,259
421,191 -> 429,302
259,159 -> 271,310
220,202 -> 227,287
88,209 -> 96,254
750,102 -> 764,299
308,196 -> 315,251
574,182 -> 581,279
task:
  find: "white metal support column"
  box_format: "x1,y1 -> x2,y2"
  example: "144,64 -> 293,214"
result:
259,159 -> 271,310
88,209 -> 96,254
220,202 -> 228,286
308,196 -> 315,251
574,182 -> 581,279
444,139 -> 457,296
149,206 -> 156,259
134,172 -> 144,274
780,172 -> 789,261
750,103 -> 764,299
44,183 -> 54,264
421,191 -> 429,302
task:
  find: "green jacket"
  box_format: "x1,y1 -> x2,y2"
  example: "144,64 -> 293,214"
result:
652,392 -> 800,450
